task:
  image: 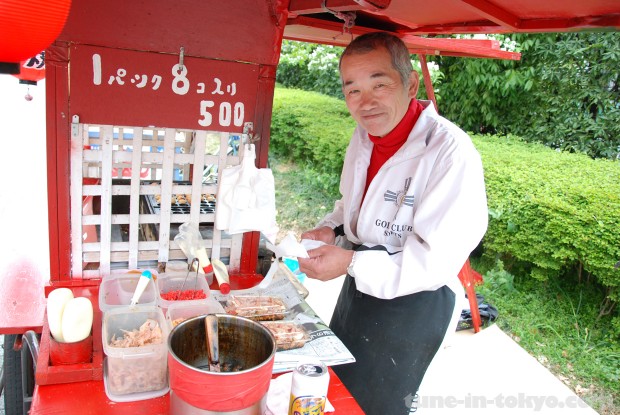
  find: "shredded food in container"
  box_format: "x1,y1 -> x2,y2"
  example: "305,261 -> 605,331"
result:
110,318 -> 163,348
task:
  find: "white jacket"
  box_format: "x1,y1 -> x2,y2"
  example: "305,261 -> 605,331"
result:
319,100 -> 488,299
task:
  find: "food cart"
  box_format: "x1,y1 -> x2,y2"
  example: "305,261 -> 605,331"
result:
1,0 -> 618,414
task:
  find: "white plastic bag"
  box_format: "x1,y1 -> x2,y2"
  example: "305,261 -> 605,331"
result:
215,143 -> 278,243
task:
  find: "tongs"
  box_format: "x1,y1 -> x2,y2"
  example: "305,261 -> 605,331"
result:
177,258 -> 200,300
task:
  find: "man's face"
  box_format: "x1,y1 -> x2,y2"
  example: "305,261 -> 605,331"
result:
340,47 -> 419,137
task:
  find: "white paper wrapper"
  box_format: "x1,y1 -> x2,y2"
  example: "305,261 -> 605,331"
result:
265,372 -> 334,415
259,233 -> 323,289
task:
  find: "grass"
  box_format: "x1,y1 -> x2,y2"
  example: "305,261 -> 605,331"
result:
272,155 -> 620,415
271,156 -> 340,241
474,257 -> 619,414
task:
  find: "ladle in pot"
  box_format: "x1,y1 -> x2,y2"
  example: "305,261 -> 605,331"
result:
204,314 -> 221,372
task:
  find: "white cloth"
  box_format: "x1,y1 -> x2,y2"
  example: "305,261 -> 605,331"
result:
257,233 -> 324,289
318,100 -> 488,299
215,143 -> 278,243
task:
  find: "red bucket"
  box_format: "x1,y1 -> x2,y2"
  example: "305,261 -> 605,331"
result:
49,334 -> 93,365
168,314 -> 276,413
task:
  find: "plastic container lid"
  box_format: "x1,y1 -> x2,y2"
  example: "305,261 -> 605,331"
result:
165,298 -> 225,330
98,270 -> 159,312
156,271 -> 212,313
224,295 -> 288,321
260,321 -> 310,351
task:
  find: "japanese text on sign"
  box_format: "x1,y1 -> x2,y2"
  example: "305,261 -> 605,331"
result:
91,53 -> 245,128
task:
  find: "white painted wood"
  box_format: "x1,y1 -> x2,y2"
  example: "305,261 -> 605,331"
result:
157,129 -> 176,263
182,132 -> 193,181
230,233 -> 243,270
82,184 -> 101,196
70,119 -> 84,278
99,125 -> 114,276
88,151 -> 167,164
210,132 -> 230,262
191,131 -> 207,227
80,212 -> 215,226
84,248 -> 191,264
74,123 -> 246,277
128,127 -> 144,269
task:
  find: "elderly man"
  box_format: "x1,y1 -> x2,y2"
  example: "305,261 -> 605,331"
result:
298,32 -> 488,414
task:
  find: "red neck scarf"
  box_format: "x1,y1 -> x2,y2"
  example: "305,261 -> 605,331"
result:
364,99 -> 424,196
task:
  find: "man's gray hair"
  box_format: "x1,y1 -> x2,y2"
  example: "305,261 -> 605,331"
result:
339,32 -> 413,86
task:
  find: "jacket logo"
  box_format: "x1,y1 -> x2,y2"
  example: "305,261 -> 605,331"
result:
384,177 -> 414,207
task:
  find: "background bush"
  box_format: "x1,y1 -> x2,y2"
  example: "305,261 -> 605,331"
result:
271,86 -> 620,312
473,135 -> 620,305
278,33 -> 620,160
270,86 -> 355,193
430,32 -> 620,159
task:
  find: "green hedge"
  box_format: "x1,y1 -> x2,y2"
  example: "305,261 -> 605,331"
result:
270,87 -> 620,301
474,135 -> 620,300
270,86 -> 355,175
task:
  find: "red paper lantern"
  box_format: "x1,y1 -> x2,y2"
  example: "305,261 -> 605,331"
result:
12,52 -> 46,85
0,0 -> 72,64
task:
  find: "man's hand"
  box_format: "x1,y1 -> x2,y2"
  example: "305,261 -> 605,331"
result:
298,245 -> 354,281
300,226 -> 336,245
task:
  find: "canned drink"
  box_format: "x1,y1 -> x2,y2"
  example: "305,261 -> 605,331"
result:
288,361 -> 330,415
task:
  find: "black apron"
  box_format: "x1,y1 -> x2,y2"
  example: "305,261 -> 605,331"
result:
330,275 -> 455,415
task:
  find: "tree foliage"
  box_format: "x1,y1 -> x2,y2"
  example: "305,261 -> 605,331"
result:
276,40 -> 442,101
277,33 -> 620,160
432,32 -> 620,159
277,41 -> 344,99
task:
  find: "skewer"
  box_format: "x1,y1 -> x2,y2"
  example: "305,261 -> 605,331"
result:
178,258 -> 200,300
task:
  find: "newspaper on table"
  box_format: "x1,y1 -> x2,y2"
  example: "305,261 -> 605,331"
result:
212,263 -> 355,373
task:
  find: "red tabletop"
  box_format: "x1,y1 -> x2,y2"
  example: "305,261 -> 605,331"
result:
29,366 -> 363,414
24,277 -> 363,414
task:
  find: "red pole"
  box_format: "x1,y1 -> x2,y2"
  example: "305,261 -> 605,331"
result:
418,54 -> 438,113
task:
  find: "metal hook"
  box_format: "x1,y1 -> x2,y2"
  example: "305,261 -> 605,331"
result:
242,122 -> 260,144
179,46 -> 185,70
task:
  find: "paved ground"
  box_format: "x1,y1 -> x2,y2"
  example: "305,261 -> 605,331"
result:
303,276 -> 600,414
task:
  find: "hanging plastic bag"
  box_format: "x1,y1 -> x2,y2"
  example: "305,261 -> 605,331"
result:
215,143 -> 278,243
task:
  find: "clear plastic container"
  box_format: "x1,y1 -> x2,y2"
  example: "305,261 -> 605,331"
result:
165,298 -> 225,330
98,270 -> 159,312
224,295 -> 288,321
260,321 -> 310,351
102,306 -> 169,397
156,271 -> 212,313
103,357 -> 169,402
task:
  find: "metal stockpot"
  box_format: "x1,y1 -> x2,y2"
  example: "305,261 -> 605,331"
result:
168,314 -> 276,414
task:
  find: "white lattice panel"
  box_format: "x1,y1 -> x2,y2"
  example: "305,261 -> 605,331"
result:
70,118 -> 244,278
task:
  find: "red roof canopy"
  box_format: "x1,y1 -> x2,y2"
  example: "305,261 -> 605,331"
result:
284,0 -> 620,59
